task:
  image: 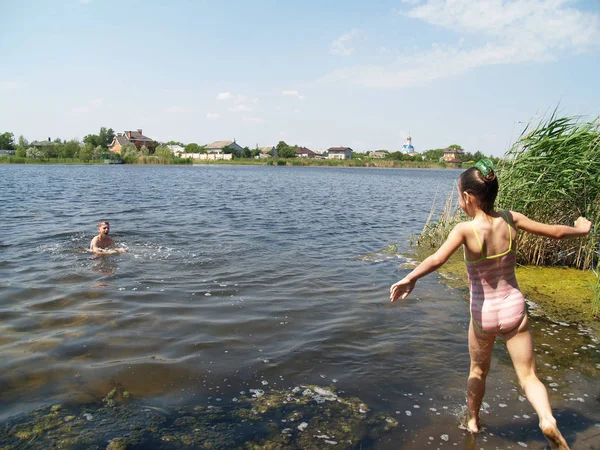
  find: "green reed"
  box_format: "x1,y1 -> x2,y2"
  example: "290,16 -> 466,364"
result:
415,111 -> 599,271
497,111 -> 600,270
410,183 -> 466,248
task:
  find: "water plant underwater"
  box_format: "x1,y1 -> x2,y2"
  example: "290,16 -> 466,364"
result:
0,384 -> 398,449
414,110 -> 600,317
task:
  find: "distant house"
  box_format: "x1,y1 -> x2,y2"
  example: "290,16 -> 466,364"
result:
31,138 -> 55,148
442,147 -> 464,163
296,146 -> 317,158
0,149 -> 15,156
258,145 -> 277,158
205,140 -> 244,155
327,146 -> 353,160
108,129 -> 154,154
370,151 -> 387,159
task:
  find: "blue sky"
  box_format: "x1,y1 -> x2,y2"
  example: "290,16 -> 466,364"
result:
1,0 -> 599,156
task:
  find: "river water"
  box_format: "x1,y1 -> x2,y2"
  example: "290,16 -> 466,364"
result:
0,164 -> 598,449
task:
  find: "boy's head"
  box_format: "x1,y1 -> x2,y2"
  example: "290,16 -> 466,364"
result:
97,221 -> 110,234
458,165 -> 498,213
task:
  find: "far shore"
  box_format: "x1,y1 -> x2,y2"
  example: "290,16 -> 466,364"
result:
0,157 -> 464,170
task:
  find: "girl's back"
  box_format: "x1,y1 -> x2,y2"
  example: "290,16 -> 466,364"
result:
464,211 -> 525,335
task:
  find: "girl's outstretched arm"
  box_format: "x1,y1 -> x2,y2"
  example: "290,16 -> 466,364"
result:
511,212 -> 592,239
390,223 -> 467,302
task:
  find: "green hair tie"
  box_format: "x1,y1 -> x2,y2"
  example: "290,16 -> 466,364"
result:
474,158 -> 494,177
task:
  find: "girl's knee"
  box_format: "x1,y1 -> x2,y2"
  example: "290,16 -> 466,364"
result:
469,364 -> 490,379
518,373 -> 543,390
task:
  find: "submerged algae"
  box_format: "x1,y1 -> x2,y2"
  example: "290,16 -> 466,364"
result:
0,385 -> 397,449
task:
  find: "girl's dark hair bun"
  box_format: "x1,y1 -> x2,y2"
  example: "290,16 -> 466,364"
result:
474,159 -> 495,182
484,169 -> 496,182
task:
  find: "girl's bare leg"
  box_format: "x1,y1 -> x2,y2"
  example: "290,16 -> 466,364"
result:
504,316 -> 569,450
467,320 -> 495,433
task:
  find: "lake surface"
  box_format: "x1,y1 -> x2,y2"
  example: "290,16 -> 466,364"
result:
1,164 -> 598,449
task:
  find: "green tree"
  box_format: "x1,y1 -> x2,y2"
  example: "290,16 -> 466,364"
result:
240,146 -> 252,158
276,141 -> 296,158
386,151 -> 404,160
47,142 -> 60,158
184,143 -> 204,153
167,140 -> 184,146
83,133 -> 100,147
15,147 -> 26,158
60,140 -> 81,158
0,132 -> 15,150
98,127 -> 115,148
93,145 -> 105,160
84,127 -> 115,149
79,143 -> 94,161
155,145 -> 174,159
17,135 -> 28,148
121,143 -> 139,163
26,146 -> 46,159
140,145 -> 149,156
423,148 -> 444,161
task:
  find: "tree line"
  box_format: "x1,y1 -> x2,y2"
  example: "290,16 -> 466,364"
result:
0,129 -> 498,164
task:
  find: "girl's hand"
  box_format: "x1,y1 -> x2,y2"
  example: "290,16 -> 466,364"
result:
574,217 -> 592,234
390,277 -> 415,302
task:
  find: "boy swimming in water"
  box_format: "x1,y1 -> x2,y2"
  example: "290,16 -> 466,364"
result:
89,221 -> 126,254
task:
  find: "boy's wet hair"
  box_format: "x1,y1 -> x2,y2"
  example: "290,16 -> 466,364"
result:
98,221 -> 110,227
459,167 -> 498,212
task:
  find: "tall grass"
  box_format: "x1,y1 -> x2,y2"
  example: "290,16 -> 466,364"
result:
497,112 -> 600,270
415,111 -> 599,271
411,183 -> 466,248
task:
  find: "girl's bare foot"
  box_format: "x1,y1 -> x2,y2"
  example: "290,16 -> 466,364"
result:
466,415 -> 480,434
539,419 -> 569,450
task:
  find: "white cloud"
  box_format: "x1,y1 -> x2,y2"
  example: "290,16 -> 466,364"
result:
216,92 -> 233,100
281,89 -> 305,100
243,117 -> 265,124
330,29 -> 360,56
324,0 -> 600,88
206,113 -> 221,120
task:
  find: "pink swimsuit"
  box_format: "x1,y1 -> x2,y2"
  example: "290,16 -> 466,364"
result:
465,212 -> 526,335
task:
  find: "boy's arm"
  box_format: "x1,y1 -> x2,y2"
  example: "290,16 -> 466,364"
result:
511,212 -> 592,239
390,223 -> 466,302
90,236 -> 102,252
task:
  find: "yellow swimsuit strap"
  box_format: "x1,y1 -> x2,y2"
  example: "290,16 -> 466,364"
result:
470,223 -> 484,258
468,210 -> 514,260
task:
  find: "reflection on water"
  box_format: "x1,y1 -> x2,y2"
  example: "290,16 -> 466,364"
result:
0,165 -> 598,449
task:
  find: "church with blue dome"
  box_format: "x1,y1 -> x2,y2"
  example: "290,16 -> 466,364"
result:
401,135 -> 415,154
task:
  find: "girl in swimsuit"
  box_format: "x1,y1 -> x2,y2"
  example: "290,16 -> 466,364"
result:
390,159 -> 591,450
